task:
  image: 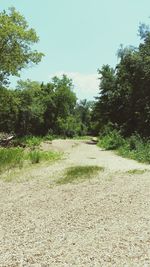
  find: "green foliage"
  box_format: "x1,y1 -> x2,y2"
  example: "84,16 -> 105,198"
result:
57,165 -> 104,184
76,99 -> 93,134
28,150 -> 61,164
0,145 -> 61,174
0,75 -> 90,137
118,137 -> 150,163
0,7 -> 44,85
0,87 -> 19,132
98,130 -> 150,164
22,136 -> 42,147
43,134 -> 55,141
29,150 -> 40,164
98,130 -> 124,150
0,147 -> 24,172
56,115 -> 82,137
93,23 -> 150,138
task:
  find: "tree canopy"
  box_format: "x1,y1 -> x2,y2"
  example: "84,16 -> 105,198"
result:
0,7 -> 44,86
93,24 -> 150,137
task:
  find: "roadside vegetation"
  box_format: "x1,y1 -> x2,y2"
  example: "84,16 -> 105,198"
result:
0,146 -> 61,175
57,165 -> 104,184
98,130 -> 150,164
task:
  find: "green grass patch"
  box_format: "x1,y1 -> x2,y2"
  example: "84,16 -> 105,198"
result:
28,150 -> 61,164
127,169 -> 147,175
0,147 -> 61,177
57,165 -> 104,185
0,147 -> 24,173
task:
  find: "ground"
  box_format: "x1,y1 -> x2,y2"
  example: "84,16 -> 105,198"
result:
0,139 -> 150,267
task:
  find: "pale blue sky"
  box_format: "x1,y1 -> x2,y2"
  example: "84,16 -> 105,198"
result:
1,0 -> 150,99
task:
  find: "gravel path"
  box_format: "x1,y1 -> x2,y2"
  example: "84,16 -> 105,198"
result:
0,140 -> 150,266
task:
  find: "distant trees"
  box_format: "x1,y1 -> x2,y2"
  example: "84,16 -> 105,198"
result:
0,7 -> 44,86
0,7 -> 93,137
0,75 -> 92,137
93,24 -> 150,137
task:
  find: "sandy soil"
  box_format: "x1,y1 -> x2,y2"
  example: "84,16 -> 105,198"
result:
0,139 -> 150,266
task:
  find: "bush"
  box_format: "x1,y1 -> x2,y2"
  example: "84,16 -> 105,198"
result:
56,116 -> 82,137
118,136 -> 150,163
98,129 -> 124,150
24,136 -> 42,147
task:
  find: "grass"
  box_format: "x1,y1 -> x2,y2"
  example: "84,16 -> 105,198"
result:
57,165 -> 104,184
0,147 -> 61,177
0,147 -> 24,173
28,150 -> 61,164
127,169 -> 147,175
14,134 -> 66,147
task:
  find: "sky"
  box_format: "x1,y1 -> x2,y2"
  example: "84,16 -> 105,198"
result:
1,0 -> 150,99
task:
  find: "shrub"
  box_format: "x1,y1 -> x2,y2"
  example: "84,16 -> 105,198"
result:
98,129 -> 124,150
118,137 -> 150,163
24,136 -> 42,147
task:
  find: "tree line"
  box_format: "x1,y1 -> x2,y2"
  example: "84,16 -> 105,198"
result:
0,7 -> 150,139
0,76 -> 92,136
93,24 -> 150,137
0,8 -> 92,137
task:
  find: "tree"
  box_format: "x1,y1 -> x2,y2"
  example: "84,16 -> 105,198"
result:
15,80 -> 45,135
0,87 -> 19,133
92,65 -> 116,133
0,7 -> 44,86
93,23 -> 150,137
51,75 -> 77,133
76,99 -> 93,134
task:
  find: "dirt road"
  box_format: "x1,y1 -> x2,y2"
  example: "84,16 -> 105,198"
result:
0,140 -> 150,266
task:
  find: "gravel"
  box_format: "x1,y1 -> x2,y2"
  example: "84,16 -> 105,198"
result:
0,140 -> 150,266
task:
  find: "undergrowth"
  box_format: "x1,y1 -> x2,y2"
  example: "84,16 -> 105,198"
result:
98,131 -> 150,164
